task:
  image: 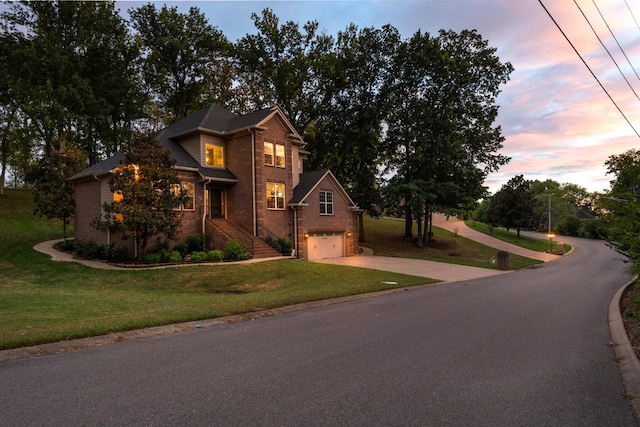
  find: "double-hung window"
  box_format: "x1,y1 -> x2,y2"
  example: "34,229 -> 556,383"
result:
171,181 -> 195,211
267,182 -> 285,210
319,191 -> 333,215
265,142 -> 285,168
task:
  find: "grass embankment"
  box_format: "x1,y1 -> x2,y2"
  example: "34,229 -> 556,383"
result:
0,189 -> 431,350
363,216 -> 543,270
465,220 -> 572,254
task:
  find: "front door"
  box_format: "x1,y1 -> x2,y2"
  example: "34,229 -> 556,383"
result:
209,189 -> 225,218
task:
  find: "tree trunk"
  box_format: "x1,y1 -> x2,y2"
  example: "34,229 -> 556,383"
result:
358,211 -> 366,243
404,205 -> 413,238
415,209 -> 423,248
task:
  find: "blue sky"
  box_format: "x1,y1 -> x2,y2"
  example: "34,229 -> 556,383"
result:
118,1 -> 640,193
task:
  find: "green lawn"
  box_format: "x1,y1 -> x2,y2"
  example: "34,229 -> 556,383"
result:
0,189 -> 432,350
363,216 -> 543,270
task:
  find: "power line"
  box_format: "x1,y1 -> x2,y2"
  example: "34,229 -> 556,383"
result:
574,0 -> 640,102
538,0 -> 640,138
592,0 -> 640,83
625,0 -> 640,31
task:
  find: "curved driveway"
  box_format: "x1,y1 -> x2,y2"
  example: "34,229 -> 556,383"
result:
1,227 -> 636,425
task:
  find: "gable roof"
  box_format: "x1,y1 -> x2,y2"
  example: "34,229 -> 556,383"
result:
289,169 -> 358,209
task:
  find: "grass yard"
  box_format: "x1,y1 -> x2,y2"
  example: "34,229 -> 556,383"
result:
363,216 -> 543,270
0,189 -> 432,350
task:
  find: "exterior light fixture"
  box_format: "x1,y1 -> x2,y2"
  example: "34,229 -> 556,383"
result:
304,233 -> 309,238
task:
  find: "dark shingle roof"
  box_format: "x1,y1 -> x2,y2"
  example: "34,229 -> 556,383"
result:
289,170 -> 330,204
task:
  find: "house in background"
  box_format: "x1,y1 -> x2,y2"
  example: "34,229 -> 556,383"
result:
69,105 -> 360,261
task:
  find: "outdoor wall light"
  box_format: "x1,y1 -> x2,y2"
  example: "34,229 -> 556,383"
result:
347,232 -> 352,237
304,233 -> 309,238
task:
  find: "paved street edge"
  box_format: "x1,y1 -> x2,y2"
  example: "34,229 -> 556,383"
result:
609,277 -> 640,424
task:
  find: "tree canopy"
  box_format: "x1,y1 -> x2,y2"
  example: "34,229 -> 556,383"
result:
2,1 -> 516,244
488,175 -> 542,237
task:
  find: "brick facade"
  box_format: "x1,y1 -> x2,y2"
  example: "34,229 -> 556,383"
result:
71,105 -> 359,260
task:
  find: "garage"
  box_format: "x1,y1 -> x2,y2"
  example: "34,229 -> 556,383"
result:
307,232 -> 344,260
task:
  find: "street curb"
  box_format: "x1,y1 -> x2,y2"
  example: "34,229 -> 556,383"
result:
609,277 -> 640,424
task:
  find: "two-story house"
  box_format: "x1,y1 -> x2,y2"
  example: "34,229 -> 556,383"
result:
70,105 -> 360,261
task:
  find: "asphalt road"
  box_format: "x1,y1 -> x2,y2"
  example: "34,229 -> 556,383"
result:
1,237 -> 636,426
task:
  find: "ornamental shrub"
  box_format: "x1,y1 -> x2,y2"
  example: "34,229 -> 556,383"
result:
168,250 -> 183,263
190,251 -> 207,263
206,249 -> 224,262
144,252 -> 162,264
225,239 -> 249,260
186,234 -> 205,253
104,242 -> 129,262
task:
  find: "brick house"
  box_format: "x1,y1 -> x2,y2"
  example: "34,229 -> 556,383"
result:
69,105 -> 360,260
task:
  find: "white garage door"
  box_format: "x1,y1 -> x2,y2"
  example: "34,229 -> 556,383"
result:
308,232 -> 344,260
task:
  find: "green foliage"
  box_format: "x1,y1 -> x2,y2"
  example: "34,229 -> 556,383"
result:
129,4 -> 230,123
225,239 -> 250,260
32,146 -> 85,238
92,131 -> 184,261
144,252 -> 162,264
265,235 -> 293,256
488,175 -> 542,237
104,243 -> 129,263
190,251 -> 207,263
207,249 -> 224,262
382,29 -> 512,245
168,251 -> 183,263
172,243 -> 189,257
186,234 -> 205,253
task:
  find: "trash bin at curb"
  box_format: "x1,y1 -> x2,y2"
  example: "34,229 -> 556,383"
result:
557,242 -> 565,255
497,251 -> 509,271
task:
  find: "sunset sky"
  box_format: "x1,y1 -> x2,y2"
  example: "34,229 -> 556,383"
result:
122,0 -> 640,194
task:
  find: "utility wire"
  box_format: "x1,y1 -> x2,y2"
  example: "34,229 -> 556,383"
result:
625,0 -> 640,31
538,0 -> 640,138
592,0 -> 640,83
575,0 -> 640,102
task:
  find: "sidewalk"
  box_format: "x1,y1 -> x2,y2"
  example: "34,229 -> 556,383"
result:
431,214 -> 559,262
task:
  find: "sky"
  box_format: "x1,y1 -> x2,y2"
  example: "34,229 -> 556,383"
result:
117,0 -> 640,194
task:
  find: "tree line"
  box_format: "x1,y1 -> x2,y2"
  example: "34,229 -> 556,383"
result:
0,1 -> 514,243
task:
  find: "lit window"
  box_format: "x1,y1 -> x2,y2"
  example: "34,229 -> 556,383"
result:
113,191 -> 124,222
320,191 -> 333,215
206,144 -> 224,167
264,142 -> 274,166
171,181 -> 195,211
267,182 -> 285,210
275,144 -> 285,168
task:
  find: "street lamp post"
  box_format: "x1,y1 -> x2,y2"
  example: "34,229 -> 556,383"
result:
548,233 -> 555,253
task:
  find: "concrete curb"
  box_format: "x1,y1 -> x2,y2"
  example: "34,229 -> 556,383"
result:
609,277 -> 640,424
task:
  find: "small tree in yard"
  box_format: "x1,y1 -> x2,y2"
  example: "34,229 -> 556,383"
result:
33,145 -> 86,238
488,175 -> 542,237
93,131 -> 185,261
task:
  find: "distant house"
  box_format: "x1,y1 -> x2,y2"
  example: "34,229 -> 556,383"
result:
69,105 -> 360,260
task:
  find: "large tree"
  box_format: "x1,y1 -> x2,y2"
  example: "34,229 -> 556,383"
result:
233,8 -> 332,131
93,132 -> 185,261
1,1 -> 144,161
306,24 -> 400,242
488,175 -> 542,237
383,29 -> 512,245
32,145 -> 86,238
130,4 -> 230,124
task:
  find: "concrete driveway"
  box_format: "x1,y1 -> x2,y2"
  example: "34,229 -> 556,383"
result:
313,255 -> 508,282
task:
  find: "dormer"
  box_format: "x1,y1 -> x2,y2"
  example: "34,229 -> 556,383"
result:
174,132 -> 226,169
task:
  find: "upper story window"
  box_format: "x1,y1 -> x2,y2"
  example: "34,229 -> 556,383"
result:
206,144 -> 224,168
267,182 -> 285,210
319,191 -> 333,215
265,142 -> 285,168
275,144 -> 285,167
